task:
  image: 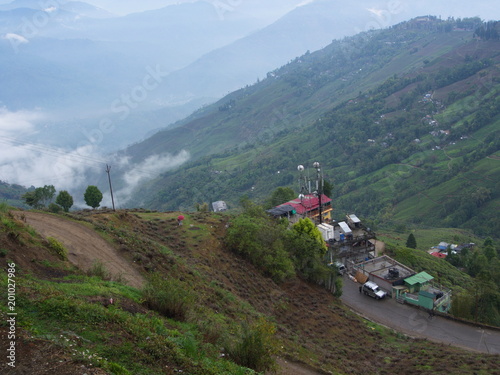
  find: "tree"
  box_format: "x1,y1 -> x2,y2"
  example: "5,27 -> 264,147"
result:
56,190 -> 74,212
22,185 -> 55,209
323,180 -> 334,198
84,186 -> 103,209
406,233 -> 417,249
286,218 -> 328,281
22,190 -> 43,209
268,187 -> 296,208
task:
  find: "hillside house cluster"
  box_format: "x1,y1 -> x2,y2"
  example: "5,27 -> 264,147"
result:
352,255 -> 452,312
428,241 -> 475,258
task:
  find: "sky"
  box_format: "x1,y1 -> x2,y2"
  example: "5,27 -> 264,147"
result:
1,0 -> 499,206
79,0 -> 500,21
83,0 -> 305,20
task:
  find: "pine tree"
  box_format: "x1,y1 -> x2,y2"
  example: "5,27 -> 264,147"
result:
406,233 -> 417,249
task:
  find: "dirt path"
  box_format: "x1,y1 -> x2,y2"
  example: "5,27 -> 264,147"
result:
15,211 -> 145,289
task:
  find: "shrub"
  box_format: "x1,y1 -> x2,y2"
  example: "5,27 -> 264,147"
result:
48,203 -> 62,213
87,260 -> 111,280
47,236 -> 68,260
142,274 -> 193,321
225,214 -> 295,283
0,202 -> 10,213
225,317 -> 278,373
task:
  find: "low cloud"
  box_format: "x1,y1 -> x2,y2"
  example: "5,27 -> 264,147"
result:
0,107 -> 40,136
2,33 -> 29,45
116,151 -> 191,205
0,108 -> 191,208
0,108 -> 103,193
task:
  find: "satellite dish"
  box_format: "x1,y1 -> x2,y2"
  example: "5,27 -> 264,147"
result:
297,165 -> 304,171
313,162 -> 320,168
298,194 -> 305,200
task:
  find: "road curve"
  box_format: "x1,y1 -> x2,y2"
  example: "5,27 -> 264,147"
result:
341,275 -> 500,354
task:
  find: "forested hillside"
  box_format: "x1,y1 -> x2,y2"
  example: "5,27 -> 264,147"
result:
118,18 -> 500,237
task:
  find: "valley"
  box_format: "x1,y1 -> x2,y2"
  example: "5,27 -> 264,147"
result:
0,3 -> 499,374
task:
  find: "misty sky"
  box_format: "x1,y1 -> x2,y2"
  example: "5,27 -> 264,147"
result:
78,0 -> 500,21
1,0 -> 499,207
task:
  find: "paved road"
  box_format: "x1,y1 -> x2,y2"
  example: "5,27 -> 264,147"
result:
341,276 -> 500,354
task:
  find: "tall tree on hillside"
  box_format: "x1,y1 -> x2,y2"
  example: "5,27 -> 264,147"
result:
22,185 -> 56,209
286,218 -> 328,280
56,190 -> 74,212
84,186 -> 103,209
406,233 -> 417,249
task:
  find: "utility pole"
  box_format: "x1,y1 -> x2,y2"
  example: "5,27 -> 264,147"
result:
298,162 -> 323,224
314,162 -> 323,224
105,164 -> 116,211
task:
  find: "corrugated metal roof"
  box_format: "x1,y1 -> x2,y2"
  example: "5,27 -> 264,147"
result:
277,194 -> 331,215
405,271 -> 434,285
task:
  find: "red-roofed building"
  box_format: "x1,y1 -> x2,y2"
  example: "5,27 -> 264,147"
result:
274,194 -> 332,223
430,252 -> 447,259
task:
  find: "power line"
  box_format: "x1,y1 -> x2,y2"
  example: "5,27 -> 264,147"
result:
0,136 -> 109,166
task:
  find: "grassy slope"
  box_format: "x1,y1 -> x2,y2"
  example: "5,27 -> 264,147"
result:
1,207 -> 499,374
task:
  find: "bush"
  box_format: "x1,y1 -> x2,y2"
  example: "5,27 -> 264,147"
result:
48,203 -> 62,213
87,260 -> 111,280
142,274 -> 193,321
225,318 -> 278,373
225,214 -> 295,283
47,236 -> 68,260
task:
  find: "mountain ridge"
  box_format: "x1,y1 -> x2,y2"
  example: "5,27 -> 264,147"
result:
120,17 -> 500,238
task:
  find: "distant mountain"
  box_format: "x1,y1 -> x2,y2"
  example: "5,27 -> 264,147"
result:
0,0 -> 113,18
0,1 -> 263,113
150,0 -> 405,106
120,17 -> 500,238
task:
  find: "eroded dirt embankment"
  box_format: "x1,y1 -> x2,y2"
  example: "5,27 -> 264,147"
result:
14,211 -> 145,289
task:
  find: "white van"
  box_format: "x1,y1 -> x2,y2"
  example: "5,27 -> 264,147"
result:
335,261 -> 347,275
362,281 -> 387,300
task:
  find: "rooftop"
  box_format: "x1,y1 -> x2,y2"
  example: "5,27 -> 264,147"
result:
277,194 -> 332,215
354,255 -> 414,281
405,271 -> 434,285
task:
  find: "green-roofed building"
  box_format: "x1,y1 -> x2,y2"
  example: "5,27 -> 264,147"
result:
404,271 -> 434,293
401,271 -> 452,312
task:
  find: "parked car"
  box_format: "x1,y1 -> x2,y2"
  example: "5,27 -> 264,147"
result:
328,261 -> 347,275
362,281 -> 387,300
334,261 -> 347,275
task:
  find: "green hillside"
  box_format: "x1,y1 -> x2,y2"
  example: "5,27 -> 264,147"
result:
125,17 -> 500,238
1,207 -> 499,374
0,181 -> 28,208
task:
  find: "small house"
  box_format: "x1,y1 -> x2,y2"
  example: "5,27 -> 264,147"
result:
212,201 -> 228,212
437,242 -> 449,251
400,271 -> 452,313
270,194 -> 332,223
317,223 -> 334,241
346,214 -> 361,229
